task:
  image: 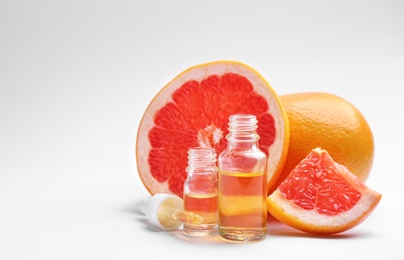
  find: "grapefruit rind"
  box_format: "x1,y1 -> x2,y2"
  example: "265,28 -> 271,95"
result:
267,187 -> 381,234
137,60 -> 289,196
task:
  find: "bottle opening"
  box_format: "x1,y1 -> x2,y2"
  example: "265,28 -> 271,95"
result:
228,114 -> 258,131
227,114 -> 259,142
186,147 -> 217,173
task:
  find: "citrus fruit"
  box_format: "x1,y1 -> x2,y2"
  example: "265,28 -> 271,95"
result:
136,60 -> 289,197
269,92 -> 374,195
267,147 -> 381,235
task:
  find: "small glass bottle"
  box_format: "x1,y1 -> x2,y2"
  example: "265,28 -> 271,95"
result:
218,114 -> 268,242
183,147 -> 218,236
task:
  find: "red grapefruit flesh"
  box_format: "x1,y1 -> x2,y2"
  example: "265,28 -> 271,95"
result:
137,61 -> 289,197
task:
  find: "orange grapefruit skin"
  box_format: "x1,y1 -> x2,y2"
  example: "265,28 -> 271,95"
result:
269,92 -> 374,195
136,60 -> 290,197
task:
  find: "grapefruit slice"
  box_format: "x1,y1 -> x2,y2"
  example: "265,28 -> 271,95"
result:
267,147 -> 381,235
137,60 -> 289,197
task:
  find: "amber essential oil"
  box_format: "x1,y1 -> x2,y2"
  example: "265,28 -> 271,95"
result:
183,192 -> 218,236
218,171 -> 267,241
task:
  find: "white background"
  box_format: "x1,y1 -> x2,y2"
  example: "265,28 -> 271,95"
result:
1,1 -> 403,259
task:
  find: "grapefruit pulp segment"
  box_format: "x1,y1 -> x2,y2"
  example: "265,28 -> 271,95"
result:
279,147 -> 362,215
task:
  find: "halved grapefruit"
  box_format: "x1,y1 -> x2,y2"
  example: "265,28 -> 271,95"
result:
136,60 -> 289,197
267,147 -> 381,235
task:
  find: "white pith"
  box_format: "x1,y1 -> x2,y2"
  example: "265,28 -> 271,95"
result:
197,124 -> 224,148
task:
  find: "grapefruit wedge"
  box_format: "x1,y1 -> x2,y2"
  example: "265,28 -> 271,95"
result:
267,147 -> 381,235
137,60 -> 289,197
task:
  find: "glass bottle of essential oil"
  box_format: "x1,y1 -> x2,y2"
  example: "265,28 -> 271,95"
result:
183,147 -> 218,236
218,114 -> 268,242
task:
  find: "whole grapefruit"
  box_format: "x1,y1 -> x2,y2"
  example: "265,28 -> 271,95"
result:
269,92 -> 374,195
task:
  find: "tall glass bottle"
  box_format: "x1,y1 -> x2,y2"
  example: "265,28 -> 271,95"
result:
183,147 -> 218,236
218,114 -> 268,241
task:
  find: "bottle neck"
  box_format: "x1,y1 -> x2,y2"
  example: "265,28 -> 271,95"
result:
226,114 -> 260,147
186,147 -> 217,174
